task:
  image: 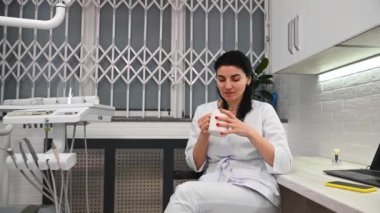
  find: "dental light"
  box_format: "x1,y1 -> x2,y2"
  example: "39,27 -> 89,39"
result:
319,55 -> 380,81
0,0 -> 72,30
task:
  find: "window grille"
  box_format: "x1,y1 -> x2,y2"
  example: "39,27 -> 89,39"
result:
0,0 -> 266,118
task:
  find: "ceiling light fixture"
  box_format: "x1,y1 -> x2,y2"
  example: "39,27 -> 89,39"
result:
319,55 -> 380,81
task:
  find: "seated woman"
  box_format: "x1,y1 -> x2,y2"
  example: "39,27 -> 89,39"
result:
165,50 -> 292,213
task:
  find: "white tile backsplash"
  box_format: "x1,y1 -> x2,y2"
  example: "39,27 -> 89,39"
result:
275,66 -> 380,166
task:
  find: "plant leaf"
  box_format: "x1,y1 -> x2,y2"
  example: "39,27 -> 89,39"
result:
258,74 -> 273,80
253,81 -> 261,89
258,90 -> 273,101
259,79 -> 273,84
252,57 -> 273,103
254,57 -> 269,75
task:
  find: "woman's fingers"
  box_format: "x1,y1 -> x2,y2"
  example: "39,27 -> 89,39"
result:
216,109 -> 246,136
198,113 -> 211,133
219,109 -> 234,118
216,109 -> 235,124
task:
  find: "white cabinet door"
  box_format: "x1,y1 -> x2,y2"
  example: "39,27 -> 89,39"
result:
270,0 -> 298,73
297,0 -> 380,63
270,0 -> 380,74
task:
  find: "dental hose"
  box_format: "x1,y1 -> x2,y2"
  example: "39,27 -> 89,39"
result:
21,138 -> 55,202
3,148 -> 56,203
18,142 -> 54,196
84,122 -> 90,213
46,159 -> 59,213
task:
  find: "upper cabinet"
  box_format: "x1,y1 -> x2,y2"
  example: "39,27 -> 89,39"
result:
270,0 -> 380,74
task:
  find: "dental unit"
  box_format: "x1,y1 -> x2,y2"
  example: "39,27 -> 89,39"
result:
0,96 -> 114,213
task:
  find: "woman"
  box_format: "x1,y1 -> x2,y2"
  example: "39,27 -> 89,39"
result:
165,50 -> 292,213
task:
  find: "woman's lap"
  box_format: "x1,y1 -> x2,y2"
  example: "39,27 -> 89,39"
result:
165,181 -> 277,213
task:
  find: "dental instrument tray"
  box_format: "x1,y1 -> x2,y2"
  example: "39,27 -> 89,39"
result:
3,103 -> 114,124
1,98 -> 114,124
0,96 -> 115,171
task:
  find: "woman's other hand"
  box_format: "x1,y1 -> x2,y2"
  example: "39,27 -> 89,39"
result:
218,109 -> 275,166
198,113 -> 211,136
194,113 -> 212,170
217,109 -> 254,137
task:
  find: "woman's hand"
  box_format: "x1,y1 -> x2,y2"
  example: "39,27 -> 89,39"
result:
217,109 -> 254,137
194,113 -> 212,170
198,113 -> 211,136
218,109 -> 275,166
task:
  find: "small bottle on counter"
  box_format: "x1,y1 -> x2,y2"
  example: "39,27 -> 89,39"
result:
331,148 -> 341,166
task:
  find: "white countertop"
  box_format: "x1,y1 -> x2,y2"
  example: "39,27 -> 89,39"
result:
277,156 -> 380,213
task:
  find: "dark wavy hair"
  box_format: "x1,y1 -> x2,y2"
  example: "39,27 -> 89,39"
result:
214,50 -> 254,121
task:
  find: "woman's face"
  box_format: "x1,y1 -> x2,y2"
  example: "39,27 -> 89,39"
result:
216,65 -> 251,107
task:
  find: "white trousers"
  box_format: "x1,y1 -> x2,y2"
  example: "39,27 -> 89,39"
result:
164,181 -> 277,213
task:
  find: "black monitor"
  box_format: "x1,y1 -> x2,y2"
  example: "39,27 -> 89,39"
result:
370,144 -> 380,170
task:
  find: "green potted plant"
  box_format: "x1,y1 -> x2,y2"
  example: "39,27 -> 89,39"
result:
252,57 -> 274,103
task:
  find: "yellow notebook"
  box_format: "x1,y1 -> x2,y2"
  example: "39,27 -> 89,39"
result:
325,181 -> 377,193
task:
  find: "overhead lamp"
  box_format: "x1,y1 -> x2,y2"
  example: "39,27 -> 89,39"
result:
0,0 -> 71,30
319,55 -> 380,81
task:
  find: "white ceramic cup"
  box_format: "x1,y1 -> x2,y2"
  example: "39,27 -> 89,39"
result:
208,109 -> 228,136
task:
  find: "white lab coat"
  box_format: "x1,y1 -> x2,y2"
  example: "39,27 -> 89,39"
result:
185,100 -> 292,207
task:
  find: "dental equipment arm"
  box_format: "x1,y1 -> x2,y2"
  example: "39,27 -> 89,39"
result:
0,124 -> 13,205
0,0 -> 71,30
0,124 -> 13,136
